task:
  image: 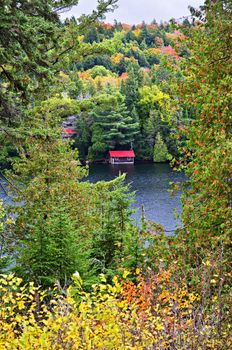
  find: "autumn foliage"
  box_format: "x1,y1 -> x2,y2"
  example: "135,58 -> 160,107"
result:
0,269 -> 231,350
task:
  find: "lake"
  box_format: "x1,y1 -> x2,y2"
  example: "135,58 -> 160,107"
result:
86,163 -> 186,232
0,163 -> 186,233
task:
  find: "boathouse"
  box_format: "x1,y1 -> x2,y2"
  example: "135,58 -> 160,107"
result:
109,150 -> 135,164
62,115 -> 77,139
62,128 -> 76,139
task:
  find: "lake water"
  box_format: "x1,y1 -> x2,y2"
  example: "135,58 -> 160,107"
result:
0,175 -> 12,205
0,163 -> 186,233
86,163 -> 186,232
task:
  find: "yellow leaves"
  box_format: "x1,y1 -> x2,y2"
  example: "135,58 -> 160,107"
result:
72,271 -> 83,289
112,275 -> 121,292
137,84 -> 175,121
123,270 -> 130,279
132,28 -> 141,38
156,321 -> 165,331
111,52 -> 124,65
212,296 -> 218,303
0,272 -> 230,349
210,279 -> 217,284
17,300 -> 25,311
148,47 -> 162,55
99,273 -> 107,283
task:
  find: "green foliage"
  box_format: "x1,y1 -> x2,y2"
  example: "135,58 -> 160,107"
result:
89,92 -> 139,157
176,0 -> 232,253
51,19 -> 188,162
83,27 -> 100,43
0,0 -> 120,168
0,0 -> 82,124
123,63 -> 139,111
88,65 -> 115,78
82,54 -> 114,71
4,102 -> 135,287
5,110 -> 88,287
138,85 -> 170,119
153,132 -> 170,162
0,201 -> 13,272
89,175 -> 134,281
0,2 -> 231,347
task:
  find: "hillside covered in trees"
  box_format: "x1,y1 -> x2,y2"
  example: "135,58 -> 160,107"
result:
55,18 -> 192,162
0,0 -> 231,349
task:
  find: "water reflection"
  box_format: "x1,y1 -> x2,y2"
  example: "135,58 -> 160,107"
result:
109,164 -> 135,177
0,164 -> 186,232
86,163 -> 186,231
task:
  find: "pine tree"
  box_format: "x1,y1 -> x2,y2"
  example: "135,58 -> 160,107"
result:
6,104 -> 92,287
83,27 -> 100,43
6,97 -> 135,287
91,94 -> 139,153
140,39 -> 148,51
89,175 -> 134,280
123,64 -> 139,111
140,21 -> 149,45
153,132 -> 170,163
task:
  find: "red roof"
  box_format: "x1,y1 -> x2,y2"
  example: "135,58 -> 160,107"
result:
64,128 -> 76,135
109,150 -> 135,158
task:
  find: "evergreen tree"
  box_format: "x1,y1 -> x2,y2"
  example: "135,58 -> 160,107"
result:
124,30 -> 137,43
0,0 -> 118,166
83,27 -> 100,43
140,39 -> 148,51
153,132 -> 170,163
6,98 -> 135,287
89,175 -> 134,280
120,80 -> 126,96
140,21 -> 149,44
182,18 -> 191,27
91,95 -> 139,153
123,63 -> 139,111
116,57 -> 127,75
6,107 -> 90,287
68,72 -> 83,99
75,112 -> 92,160
151,18 -> 158,25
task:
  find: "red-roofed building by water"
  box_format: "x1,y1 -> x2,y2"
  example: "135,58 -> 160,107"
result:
109,150 -> 135,164
62,128 -> 77,139
62,115 -> 77,139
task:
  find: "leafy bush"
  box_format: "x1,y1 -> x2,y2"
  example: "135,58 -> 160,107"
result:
0,269 -> 230,349
153,132 -> 170,162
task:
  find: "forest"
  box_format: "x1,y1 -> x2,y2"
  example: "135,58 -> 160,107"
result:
0,0 -> 231,349
48,15 -> 192,162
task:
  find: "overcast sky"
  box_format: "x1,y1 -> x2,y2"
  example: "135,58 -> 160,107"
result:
60,0 -> 204,24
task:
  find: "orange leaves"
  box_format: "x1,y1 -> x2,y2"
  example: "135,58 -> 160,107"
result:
166,30 -> 186,42
0,270 -> 230,349
79,72 -> 90,79
111,52 -> 124,65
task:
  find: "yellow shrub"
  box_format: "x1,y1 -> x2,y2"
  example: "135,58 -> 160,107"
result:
0,272 -> 230,349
